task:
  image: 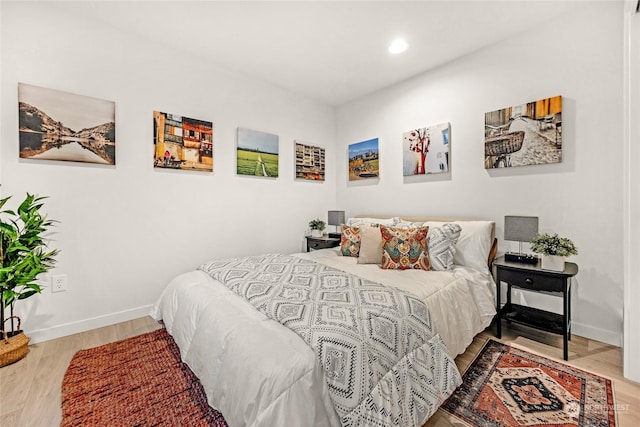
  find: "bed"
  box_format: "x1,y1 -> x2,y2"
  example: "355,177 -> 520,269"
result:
151,216 -> 497,427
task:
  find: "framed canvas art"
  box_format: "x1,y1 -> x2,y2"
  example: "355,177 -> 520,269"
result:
484,95 -> 562,169
295,140 -> 325,181
402,122 -> 450,176
348,138 -> 379,181
237,127 -> 279,178
18,83 -> 116,165
153,111 -> 213,172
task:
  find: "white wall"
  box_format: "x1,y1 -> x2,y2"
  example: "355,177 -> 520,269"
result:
0,1 -> 629,351
0,2 -> 336,342
623,1 -> 640,381
336,2 -> 624,346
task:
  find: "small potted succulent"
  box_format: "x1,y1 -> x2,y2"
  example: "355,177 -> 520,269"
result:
530,232 -> 578,271
308,218 -> 326,238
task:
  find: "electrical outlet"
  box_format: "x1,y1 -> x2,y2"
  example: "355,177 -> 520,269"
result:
51,274 -> 68,293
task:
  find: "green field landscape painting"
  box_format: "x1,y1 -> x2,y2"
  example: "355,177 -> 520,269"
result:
237,127 -> 279,178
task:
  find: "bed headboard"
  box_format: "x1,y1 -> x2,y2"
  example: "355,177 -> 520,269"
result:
355,215 -> 498,268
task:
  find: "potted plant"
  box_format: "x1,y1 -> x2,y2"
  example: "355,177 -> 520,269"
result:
0,193 -> 59,367
308,218 -> 326,238
530,232 -> 578,271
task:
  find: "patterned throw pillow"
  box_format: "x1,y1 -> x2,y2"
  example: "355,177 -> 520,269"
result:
380,225 -> 431,270
340,224 -> 361,257
428,223 -> 462,271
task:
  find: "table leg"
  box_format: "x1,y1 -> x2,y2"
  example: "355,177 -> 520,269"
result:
568,279 -> 572,341
496,270 -> 502,339
563,283 -> 569,361
506,283 -> 512,324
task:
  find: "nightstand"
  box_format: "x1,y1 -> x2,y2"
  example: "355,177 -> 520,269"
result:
306,235 -> 340,252
493,256 -> 579,360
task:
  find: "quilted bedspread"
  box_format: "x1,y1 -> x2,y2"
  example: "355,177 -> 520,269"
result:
199,253 -> 462,427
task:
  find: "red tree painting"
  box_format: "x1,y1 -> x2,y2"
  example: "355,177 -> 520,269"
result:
406,128 -> 430,174
402,122 -> 450,176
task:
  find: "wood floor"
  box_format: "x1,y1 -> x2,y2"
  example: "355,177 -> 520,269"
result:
1,317 -> 638,427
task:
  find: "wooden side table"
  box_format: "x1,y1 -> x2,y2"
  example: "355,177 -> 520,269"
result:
493,256 -> 579,360
306,235 -> 340,252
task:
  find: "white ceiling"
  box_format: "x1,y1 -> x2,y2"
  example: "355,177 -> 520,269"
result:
52,1 -> 584,106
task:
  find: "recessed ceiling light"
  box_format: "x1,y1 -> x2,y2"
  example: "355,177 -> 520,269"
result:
388,38 -> 408,54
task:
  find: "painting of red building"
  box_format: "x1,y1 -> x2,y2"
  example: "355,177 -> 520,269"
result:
153,111 -> 213,172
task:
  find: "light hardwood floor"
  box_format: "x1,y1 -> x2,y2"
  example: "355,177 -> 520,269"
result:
1,317 -> 638,427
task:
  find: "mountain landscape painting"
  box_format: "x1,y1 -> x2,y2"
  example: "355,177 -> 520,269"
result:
19,83 -> 116,165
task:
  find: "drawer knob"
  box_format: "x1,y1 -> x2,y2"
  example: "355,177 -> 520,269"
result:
525,278 -> 533,285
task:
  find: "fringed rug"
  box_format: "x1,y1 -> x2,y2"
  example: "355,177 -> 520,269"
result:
441,339 -> 617,427
61,328 -> 227,427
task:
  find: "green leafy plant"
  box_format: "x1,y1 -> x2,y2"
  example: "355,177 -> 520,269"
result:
530,233 -> 578,257
0,194 -> 59,334
308,218 -> 326,231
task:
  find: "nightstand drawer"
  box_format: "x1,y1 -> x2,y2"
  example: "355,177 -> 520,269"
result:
309,240 -> 331,250
499,269 -> 565,293
306,237 -> 340,251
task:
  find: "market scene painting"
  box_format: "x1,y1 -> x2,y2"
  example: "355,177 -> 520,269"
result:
237,127 -> 279,178
19,83 -> 116,165
153,111 -> 213,172
295,140 -> 325,181
402,122 -> 450,176
348,138 -> 379,181
484,95 -> 562,169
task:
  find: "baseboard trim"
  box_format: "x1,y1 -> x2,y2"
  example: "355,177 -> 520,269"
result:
26,305 -> 155,344
572,321 -> 622,347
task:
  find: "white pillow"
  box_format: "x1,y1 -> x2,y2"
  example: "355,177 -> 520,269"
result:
427,223 -> 462,271
395,220 -> 424,229
346,217 -> 400,227
423,221 -> 494,270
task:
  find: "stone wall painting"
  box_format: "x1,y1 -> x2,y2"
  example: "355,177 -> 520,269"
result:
484,95 -> 562,169
19,83 -> 116,165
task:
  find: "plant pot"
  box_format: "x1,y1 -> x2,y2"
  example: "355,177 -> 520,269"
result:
541,255 -> 565,271
311,229 -> 323,238
0,330 -> 30,367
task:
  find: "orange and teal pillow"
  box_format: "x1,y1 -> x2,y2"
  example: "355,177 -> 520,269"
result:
380,225 -> 431,270
340,224 -> 361,257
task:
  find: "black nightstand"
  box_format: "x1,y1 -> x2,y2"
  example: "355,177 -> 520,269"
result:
306,235 -> 340,252
493,256 -> 579,360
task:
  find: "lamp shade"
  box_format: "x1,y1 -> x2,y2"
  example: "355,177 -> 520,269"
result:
328,210 -> 345,226
504,216 -> 538,242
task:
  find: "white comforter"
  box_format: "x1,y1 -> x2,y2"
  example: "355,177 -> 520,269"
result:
150,249 -> 496,427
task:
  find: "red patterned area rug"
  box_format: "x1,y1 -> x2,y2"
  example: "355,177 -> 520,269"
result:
61,328 -> 227,427
441,339 -> 617,427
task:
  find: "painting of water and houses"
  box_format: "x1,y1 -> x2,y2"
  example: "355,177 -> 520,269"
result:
18,83 -> 116,165
402,122 -> 450,176
237,127 -> 279,178
485,95 -> 562,169
348,138 -> 379,181
153,111 -> 213,172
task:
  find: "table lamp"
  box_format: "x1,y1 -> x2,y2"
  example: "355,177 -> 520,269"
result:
327,210 -> 345,238
504,215 -> 539,264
